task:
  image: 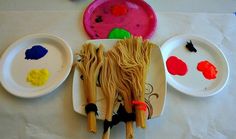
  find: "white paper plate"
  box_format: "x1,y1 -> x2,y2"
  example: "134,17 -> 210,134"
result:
0,34 -> 73,98
72,39 -> 166,120
161,34 -> 229,97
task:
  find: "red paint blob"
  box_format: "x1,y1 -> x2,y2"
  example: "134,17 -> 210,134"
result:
197,61 -> 217,80
111,4 -> 128,16
166,56 -> 188,76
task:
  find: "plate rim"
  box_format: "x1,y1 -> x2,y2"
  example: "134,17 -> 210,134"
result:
0,33 -> 73,98
83,0 -> 157,39
161,34 -> 230,97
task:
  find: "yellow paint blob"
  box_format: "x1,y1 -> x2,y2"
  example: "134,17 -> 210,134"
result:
26,69 -> 50,86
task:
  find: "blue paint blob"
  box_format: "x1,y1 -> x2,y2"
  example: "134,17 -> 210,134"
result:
234,11 -> 236,16
25,45 -> 48,60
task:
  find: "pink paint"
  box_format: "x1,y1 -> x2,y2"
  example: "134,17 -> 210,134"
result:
166,56 -> 188,76
197,61 -> 217,80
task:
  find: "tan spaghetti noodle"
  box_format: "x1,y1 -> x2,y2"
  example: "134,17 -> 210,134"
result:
76,43 -> 103,133
100,56 -> 117,139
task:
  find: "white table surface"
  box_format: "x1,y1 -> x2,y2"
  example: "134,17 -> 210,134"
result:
0,0 -> 236,13
0,1 -> 236,139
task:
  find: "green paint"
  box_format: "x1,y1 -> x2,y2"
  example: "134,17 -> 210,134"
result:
108,28 -> 131,39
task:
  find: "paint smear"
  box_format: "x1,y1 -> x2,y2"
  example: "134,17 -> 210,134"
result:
95,16 -> 103,23
111,4 -> 128,16
166,56 -> 188,76
186,40 -> 197,53
108,28 -> 131,39
27,69 -> 50,86
25,45 -> 48,60
197,61 -> 217,80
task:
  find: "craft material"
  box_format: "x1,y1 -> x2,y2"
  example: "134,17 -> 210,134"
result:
83,0 -> 157,39
95,16 -> 103,23
161,34 -> 229,97
108,28 -> 131,39
186,40 -> 197,52
197,60 -> 217,80
107,51 -> 134,139
132,101 -> 147,111
111,105 -> 135,126
76,43 -> 104,133
110,37 -> 154,128
26,69 -> 50,86
166,56 -> 188,76
25,45 -> 48,60
100,57 -> 117,139
73,37 -> 166,138
111,4 -> 128,16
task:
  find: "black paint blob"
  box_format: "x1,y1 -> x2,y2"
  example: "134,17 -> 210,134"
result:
186,40 -> 197,52
95,16 -> 103,23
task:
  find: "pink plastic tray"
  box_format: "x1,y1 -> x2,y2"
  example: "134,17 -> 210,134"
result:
83,0 -> 157,39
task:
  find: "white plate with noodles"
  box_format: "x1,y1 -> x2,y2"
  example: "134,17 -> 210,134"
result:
72,39 -> 166,120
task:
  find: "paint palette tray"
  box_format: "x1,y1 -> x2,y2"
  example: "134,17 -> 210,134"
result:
161,34 -> 229,97
0,34 -> 73,98
72,39 -> 166,120
83,0 -> 157,39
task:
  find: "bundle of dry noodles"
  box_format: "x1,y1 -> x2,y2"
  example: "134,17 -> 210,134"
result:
107,52 -> 134,139
108,37 -> 154,128
76,43 -> 104,133
77,36 -> 154,139
100,56 -> 118,139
